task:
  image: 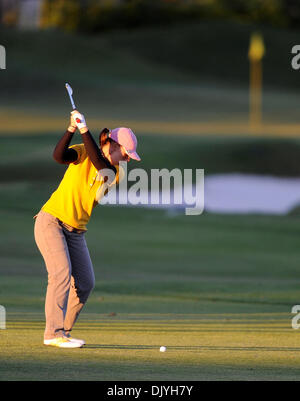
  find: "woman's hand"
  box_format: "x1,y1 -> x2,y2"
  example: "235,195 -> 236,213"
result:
67,112 -> 77,133
71,110 -> 88,134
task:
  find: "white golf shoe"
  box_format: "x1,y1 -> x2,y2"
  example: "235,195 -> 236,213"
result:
64,334 -> 86,346
44,337 -> 83,348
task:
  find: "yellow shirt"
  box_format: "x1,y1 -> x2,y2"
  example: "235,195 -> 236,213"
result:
42,144 -> 120,230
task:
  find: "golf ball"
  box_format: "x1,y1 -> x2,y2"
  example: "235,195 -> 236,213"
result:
160,346 -> 167,352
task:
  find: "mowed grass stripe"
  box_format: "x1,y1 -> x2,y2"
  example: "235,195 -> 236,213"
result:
2,317 -> 300,381
0,110 -> 300,138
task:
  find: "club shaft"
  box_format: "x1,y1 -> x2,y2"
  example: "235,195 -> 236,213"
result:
69,94 -> 76,110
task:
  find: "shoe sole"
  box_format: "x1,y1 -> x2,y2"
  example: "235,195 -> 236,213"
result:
68,339 -> 86,346
44,340 -> 83,348
63,336 -> 86,346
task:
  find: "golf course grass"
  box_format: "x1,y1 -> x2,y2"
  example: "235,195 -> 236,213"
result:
1,178 -> 300,380
1,312 -> 300,381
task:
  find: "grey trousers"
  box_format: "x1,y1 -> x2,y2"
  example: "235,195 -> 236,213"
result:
34,210 -> 95,339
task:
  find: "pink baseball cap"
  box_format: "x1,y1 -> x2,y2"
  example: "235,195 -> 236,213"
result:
109,127 -> 141,161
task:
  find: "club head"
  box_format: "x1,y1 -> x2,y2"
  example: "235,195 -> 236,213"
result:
65,83 -> 73,96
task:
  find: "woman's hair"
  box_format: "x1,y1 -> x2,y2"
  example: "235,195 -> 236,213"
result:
99,128 -> 113,148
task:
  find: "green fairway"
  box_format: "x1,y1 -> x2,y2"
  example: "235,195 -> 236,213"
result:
1,178 -> 300,380
1,312 -> 300,381
1,132 -> 300,380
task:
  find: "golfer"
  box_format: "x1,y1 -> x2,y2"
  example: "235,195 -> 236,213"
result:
34,110 -> 141,348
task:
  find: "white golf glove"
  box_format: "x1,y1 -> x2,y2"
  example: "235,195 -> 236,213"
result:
71,110 -> 88,133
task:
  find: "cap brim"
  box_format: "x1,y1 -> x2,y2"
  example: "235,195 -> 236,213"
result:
124,148 -> 141,161
129,151 -> 141,161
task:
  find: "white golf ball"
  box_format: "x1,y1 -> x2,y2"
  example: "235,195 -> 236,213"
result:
160,346 -> 167,352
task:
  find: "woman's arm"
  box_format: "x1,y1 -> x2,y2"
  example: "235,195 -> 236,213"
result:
70,110 -> 116,174
53,115 -> 79,164
80,130 -> 117,174
53,129 -> 78,164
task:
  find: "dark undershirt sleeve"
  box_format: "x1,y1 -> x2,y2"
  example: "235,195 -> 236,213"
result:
52,130 -> 78,164
52,129 -> 116,175
80,130 -> 117,174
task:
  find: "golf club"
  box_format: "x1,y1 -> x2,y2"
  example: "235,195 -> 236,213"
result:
65,82 -> 76,110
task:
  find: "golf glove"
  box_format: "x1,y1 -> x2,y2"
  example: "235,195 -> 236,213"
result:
71,110 -> 87,133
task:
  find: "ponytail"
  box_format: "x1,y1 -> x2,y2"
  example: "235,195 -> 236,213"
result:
99,128 -> 112,149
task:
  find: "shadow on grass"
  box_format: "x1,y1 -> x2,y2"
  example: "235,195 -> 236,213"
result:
85,344 -> 300,352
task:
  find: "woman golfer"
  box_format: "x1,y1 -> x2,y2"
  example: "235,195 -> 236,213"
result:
34,110 -> 141,348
